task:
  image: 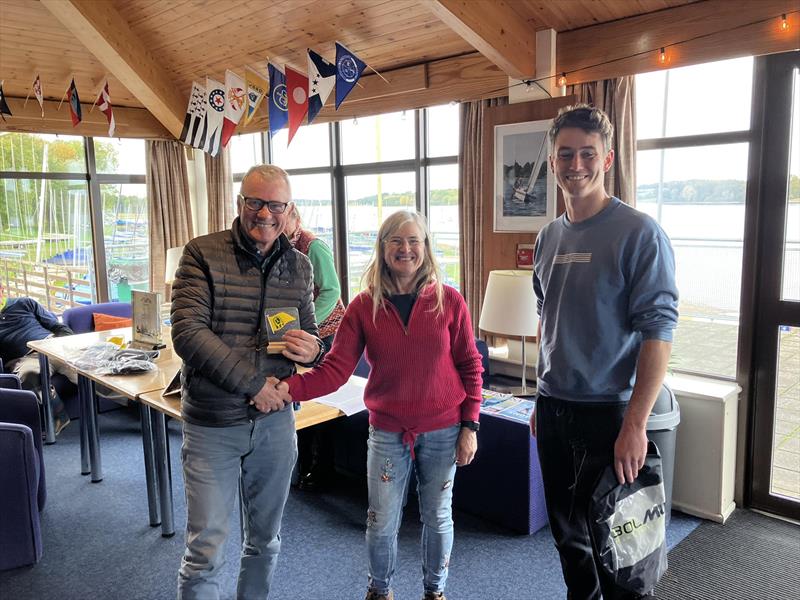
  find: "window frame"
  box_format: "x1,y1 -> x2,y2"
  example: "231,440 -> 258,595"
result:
0,136 -> 146,304
635,65 -> 754,382
231,106 -> 459,303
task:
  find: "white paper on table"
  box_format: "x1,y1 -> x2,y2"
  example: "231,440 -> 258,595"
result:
309,375 -> 367,416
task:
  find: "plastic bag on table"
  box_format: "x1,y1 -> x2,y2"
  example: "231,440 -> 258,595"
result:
589,441 -> 668,595
94,348 -> 159,375
67,342 -> 120,371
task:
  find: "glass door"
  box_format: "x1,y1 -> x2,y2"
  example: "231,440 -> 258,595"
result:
748,51 -> 800,519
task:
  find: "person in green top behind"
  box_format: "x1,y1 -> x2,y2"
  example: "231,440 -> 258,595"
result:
285,204 -> 345,491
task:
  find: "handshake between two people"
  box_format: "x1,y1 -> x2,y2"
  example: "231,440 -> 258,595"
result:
249,330 -> 319,414
250,376 -> 293,413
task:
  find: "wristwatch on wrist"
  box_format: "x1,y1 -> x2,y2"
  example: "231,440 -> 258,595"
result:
460,420 -> 480,432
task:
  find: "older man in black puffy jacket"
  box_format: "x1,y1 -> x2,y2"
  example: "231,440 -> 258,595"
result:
171,164 -> 324,600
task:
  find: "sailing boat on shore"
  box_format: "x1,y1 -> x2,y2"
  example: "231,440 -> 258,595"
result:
512,133 -> 548,204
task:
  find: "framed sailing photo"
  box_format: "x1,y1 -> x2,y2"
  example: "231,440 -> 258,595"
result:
493,119 -> 556,232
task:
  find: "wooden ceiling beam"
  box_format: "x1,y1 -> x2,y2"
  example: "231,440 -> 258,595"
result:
425,0 -> 535,80
0,98 -> 171,139
39,0 -> 185,138
557,0 -> 799,85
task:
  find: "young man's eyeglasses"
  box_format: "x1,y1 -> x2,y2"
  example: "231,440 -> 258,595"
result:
238,194 -> 291,214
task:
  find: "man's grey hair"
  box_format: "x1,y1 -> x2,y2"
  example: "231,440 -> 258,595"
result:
240,164 -> 292,196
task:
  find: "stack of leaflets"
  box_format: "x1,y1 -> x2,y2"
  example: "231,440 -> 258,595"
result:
264,307 -> 300,354
481,389 -> 536,425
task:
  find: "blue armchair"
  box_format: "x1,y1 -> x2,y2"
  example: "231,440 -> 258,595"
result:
62,301 -> 132,333
0,373 -> 22,390
58,302 -> 133,417
0,388 -> 46,570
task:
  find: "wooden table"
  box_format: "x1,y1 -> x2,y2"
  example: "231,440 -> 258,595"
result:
28,327 -> 181,533
31,327 -> 343,538
137,389 -> 343,537
28,327 -> 179,484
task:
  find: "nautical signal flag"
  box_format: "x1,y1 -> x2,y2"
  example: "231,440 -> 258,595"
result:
32,74 -> 44,117
307,49 -> 336,124
220,70 -> 246,149
243,68 -> 268,126
267,310 -> 297,334
67,78 -> 82,127
267,63 -> 288,138
202,77 -> 226,157
335,42 -> 366,109
179,81 -> 207,149
285,65 -> 308,145
0,81 -> 12,122
94,81 -> 115,138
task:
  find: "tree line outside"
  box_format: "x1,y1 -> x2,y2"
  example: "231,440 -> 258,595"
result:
0,133 -> 145,266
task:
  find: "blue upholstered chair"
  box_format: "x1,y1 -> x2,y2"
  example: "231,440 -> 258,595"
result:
0,373 -> 22,390
59,302 -> 133,416
62,301 -> 132,333
0,388 -> 46,570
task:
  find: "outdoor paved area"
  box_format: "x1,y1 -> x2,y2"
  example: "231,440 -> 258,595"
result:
674,311 -> 799,501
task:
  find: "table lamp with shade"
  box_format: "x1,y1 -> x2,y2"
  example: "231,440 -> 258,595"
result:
164,245 -> 185,301
478,269 -> 540,396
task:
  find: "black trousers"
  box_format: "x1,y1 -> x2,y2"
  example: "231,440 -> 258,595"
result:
536,395 -> 646,600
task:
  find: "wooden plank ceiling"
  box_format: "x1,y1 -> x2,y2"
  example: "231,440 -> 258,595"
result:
0,0 -> 694,107
1,0 -> 796,138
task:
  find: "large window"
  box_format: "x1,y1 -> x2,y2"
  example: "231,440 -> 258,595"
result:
345,172 -> 416,297
225,104 -> 460,302
95,138 -> 148,301
340,111 -> 415,164
0,134 -> 147,309
636,57 -> 754,378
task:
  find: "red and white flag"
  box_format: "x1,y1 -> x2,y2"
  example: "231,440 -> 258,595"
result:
94,81 -> 115,137
285,65 -> 308,145
220,70 -> 246,148
32,74 -> 44,117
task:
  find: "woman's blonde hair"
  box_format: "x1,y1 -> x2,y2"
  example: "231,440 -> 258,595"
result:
361,210 -> 444,320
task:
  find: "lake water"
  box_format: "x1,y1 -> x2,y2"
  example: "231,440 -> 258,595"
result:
287,201 -> 800,312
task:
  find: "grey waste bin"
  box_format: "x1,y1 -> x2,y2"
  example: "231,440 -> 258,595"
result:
646,383 -> 680,525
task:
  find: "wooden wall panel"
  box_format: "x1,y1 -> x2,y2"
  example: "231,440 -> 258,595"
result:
558,0 -> 800,85
511,0 -> 695,32
480,96 -> 575,294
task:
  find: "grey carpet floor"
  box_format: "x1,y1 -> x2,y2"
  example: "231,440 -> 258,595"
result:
0,407 -> 702,599
655,508 -> 800,600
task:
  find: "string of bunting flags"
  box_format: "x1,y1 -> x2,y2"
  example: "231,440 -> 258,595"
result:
0,74 -> 115,137
179,41 -> 370,156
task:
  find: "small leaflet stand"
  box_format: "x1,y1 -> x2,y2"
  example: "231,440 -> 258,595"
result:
131,290 -> 166,350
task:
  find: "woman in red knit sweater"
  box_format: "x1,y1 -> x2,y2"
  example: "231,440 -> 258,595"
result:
285,211 -> 483,600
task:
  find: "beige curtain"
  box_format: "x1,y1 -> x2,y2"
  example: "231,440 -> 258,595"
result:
146,140 -> 194,299
574,76 -> 636,205
205,145 -> 235,233
458,97 -> 507,327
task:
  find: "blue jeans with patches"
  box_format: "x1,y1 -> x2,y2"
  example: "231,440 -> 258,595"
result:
177,407 -> 298,600
365,424 -> 460,595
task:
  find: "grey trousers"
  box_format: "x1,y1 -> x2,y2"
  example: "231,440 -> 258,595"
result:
177,406 -> 298,600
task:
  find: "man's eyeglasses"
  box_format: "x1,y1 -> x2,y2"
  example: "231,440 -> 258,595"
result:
238,194 -> 291,214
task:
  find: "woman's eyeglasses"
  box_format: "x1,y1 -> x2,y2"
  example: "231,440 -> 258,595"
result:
238,194 -> 291,214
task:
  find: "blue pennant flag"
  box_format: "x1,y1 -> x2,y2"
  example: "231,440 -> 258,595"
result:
335,42 -> 367,110
268,63 -> 288,137
307,49 -> 336,124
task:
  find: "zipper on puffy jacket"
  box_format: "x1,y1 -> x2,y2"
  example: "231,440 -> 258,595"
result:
255,244 -> 287,350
